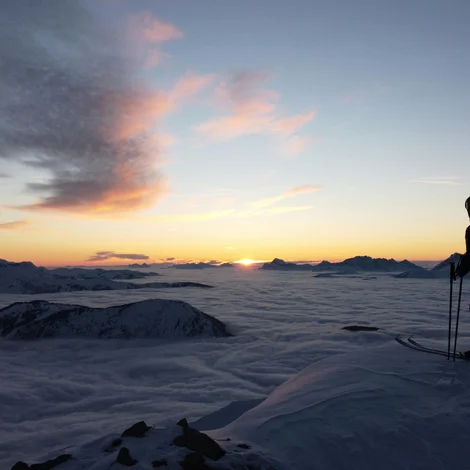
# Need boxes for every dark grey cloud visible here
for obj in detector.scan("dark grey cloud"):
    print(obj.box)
[165,257,176,261]
[87,251,150,262]
[0,173,10,178]
[0,1,166,214]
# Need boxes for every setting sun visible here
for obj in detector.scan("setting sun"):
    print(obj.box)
[235,258,256,266]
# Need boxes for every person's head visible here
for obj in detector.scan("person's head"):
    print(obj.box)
[466,196,470,219]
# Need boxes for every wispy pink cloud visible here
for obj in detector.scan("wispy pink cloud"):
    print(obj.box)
[127,12,183,68]
[249,185,321,210]
[195,71,315,155]
[270,112,316,138]
[0,220,31,230]
[282,136,310,156]
[138,185,320,223]
[169,71,216,102]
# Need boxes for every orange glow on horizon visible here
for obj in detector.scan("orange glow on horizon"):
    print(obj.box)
[234,258,264,266]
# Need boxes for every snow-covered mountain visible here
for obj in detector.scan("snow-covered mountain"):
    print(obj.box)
[0,299,230,340]
[260,256,424,273]
[0,259,211,293]
[430,253,462,273]
[392,269,438,279]
[259,258,314,271]
[173,262,209,269]
[173,262,234,269]
[395,254,462,279]
[219,262,234,268]
[50,266,160,279]
[311,256,423,272]
[127,262,150,268]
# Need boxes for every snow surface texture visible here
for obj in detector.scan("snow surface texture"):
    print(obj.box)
[0,299,230,339]
[0,260,211,293]
[1,267,470,469]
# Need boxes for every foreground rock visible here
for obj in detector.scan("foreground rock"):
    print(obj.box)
[0,299,230,339]
[10,419,278,470]
[0,259,211,293]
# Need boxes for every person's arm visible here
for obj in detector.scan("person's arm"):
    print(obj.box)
[456,226,470,278]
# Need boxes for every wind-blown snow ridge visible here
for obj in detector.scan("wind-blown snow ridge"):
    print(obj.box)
[0,299,230,339]
[209,341,470,469]
[0,259,212,293]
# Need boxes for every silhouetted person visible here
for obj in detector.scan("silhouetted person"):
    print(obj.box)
[455,196,470,278]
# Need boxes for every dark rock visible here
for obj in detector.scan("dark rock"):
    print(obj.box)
[173,435,186,447]
[121,421,151,438]
[179,452,210,470]
[236,443,251,449]
[177,418,189,428]
[29,454,72,469]
[105,437,123,452]
[342,325,379,332]
[152,459,168,467]
[11,462,29,470]
[172,426,225,461]
[247,466,278,470]
[116,447,138,466]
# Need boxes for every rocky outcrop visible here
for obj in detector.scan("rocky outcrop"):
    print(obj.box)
[10,419,276,470]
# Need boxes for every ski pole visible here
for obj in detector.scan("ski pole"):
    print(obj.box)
[453,276,464,362]
[448,262,455,359]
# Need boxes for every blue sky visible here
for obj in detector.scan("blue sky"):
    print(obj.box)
[1,0,469,264]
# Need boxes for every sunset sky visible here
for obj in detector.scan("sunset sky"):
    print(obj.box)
[0,0,469,266]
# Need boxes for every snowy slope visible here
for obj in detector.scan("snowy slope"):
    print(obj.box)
[10,341,470,470]
[431,253,462,273]
[0,259,211,293]
[0,299,230,339]
[210,341,470,469]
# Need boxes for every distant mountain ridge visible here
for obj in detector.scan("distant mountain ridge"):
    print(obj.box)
[172,262,234,269]
[0,299,230,340]
[260,258,314,271]
[260,256,424,272]
[396,253,463,279]
[0,259,212,293]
